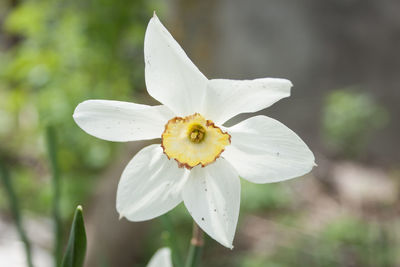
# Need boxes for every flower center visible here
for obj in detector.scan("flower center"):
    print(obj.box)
[188,124,206,143]
[161,113,231,169]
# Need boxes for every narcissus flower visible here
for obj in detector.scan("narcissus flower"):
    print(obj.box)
[146,248,172,267]
[73,14,315,248]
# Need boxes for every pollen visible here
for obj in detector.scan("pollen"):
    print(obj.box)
[161,113,231,169]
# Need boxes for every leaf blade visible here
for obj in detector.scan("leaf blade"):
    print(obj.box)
[61,205,87,267]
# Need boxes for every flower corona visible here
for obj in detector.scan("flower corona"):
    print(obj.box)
[161,113,231,169]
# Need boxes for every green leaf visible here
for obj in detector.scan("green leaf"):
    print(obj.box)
[61,205,87,267]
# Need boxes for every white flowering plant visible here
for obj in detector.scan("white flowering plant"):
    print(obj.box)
[72,13,315,266]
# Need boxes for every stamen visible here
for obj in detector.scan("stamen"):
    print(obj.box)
[188,124,206,143]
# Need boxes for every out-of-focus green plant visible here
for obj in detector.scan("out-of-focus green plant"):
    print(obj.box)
[322,89,389,158]
[46,126,62,266]
[0,162,34,267]
[0,0,159,215]
[239,217,399,267]
[241,179,291,213]
[161,215,184,267]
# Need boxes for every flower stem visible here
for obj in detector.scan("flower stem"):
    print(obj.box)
[0,162,34,267]
[184,222,204,267]
[46,126,62,267]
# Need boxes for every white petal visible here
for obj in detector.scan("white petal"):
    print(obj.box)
[147,248,173,267]
[223,115,315,183]
[144,14,208,116]
[73,100,174,142]
[204,78,292,124]
[182,159,240,248]
[117,144,188,221]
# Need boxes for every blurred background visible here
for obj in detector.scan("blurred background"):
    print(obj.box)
[0,0,399,266]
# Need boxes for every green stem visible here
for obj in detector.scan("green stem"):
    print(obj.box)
[184,222,204,267]
[46,126,62,267]
[0,163,34,267]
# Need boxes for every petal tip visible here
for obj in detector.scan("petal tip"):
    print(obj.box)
[72,107,80,119]
[72,106,81,122]
[283,79,293,95]
[72,100,89,118]
[151,11,160,23]
[279,78,293,87]
[222,240,234,249]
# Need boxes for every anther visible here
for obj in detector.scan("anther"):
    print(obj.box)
[188,125,206,143]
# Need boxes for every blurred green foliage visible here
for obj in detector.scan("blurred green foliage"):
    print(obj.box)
[322,89,389,158]
[0,0,160,216]
[239,217,399,267]
[241,179,291,212]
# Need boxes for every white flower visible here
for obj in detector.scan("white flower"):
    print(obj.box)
[73,14,315,248]
[146,247,172,267]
